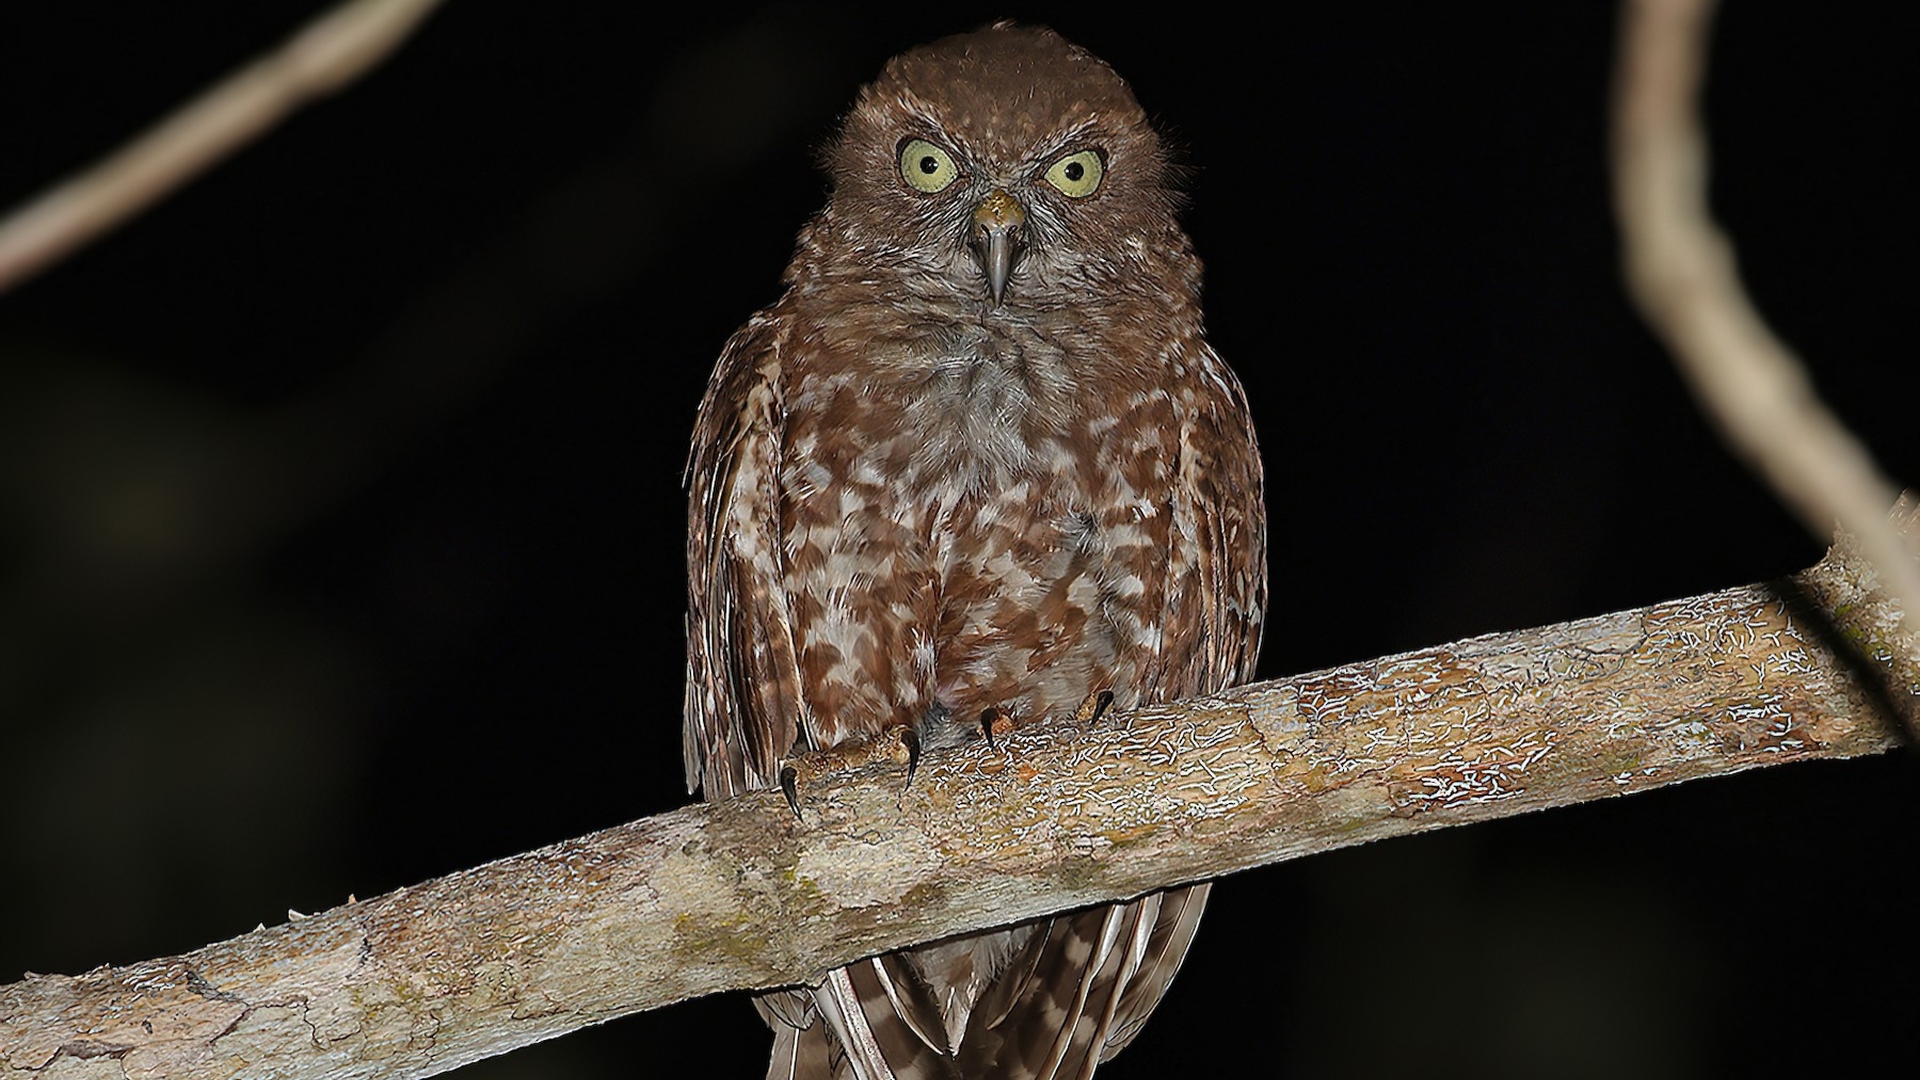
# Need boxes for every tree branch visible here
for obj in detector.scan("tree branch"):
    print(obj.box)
[4,506,1914,1079]
[0,0,448,294]
[4,5,1915,1078]
[1613,0,1920,665]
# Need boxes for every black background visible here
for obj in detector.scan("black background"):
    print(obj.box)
[3,3,1916,1077]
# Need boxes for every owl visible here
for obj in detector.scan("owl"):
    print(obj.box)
[683,23,1266,1080]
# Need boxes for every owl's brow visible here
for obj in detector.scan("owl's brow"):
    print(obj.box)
[899,123,953,153]
[895,115,1109,177]
[893,107,978,165]
[1032,118,1106,162]
[1015,124,1116,184]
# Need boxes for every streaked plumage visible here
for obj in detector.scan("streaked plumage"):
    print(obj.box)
[683,24,1265,1080]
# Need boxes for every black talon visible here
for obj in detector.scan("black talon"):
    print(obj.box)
[779,765,802,820]
[901,727,922,789]
[980,708,998,750]
[1090,689,1114,723]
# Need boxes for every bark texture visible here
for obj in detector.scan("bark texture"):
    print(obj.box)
[2,528,1913,1079]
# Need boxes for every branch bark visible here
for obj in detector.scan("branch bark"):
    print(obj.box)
[4,507,1915,1080]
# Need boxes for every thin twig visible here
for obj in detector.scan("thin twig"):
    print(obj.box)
[1611,0,1920,673]
[0,0,449,294]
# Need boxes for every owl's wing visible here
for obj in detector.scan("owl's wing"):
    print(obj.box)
[952,348,1268,1080]
[1095,347,1265,1062]
[684,313,808,801]
[1150,345,1268,705]
[686,321,971,1080]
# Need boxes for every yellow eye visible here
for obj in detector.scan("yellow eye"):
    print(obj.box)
[1043,149,1104,197]
[900,139,959,193]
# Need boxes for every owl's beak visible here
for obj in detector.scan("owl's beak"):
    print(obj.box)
[971,190,1025,306]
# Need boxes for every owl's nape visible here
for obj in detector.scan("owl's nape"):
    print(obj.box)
[684,21,1265,1080]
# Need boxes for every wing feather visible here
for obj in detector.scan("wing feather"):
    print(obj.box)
[1080,344,1265,1067]
[1098,882,1211,1059]
[684,315,808,800]
[688,318,963,1079]
[1154,344,1267,700]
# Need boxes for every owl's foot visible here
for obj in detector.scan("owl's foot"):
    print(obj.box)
[900,725,924,788]
[978,690,1111,753]
[1074,689,1116,725]
[779,765,802,819]
[774,691,1113,817]
[776,724,921,820]
[979,706,1015,749]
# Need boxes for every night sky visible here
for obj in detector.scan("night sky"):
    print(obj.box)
[2,3,1916,1076]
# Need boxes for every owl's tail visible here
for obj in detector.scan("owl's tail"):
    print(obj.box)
[757,883,1209,1080]
[955,884,1211,1080]
[765,1013,847,1080]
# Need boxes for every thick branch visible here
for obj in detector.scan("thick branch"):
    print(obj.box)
[4,511,1915,1079]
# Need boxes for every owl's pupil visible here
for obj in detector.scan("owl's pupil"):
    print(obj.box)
[1063,161,1085,182]
[918,156,940,175]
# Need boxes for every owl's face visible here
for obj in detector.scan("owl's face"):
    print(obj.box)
[817,25,1182,313]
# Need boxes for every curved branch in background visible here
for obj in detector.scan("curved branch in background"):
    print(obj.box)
[2,516,1914,1079]
[1611,0,1920,705]
[0,0,448,294]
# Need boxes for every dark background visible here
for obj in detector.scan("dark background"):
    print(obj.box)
[3,2,1915,1076]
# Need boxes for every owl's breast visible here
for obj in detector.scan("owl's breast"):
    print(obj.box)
[779,299,1186,728]
[804,304,1119,483]
[922,415,1180,722]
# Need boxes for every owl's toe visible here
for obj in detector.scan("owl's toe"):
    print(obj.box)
[898,725,922,789]
[779,765,803,820]
[979,706,1015,749]
[778,726,924,821]
[975,693,1109,756]
[1075,689,1116,725]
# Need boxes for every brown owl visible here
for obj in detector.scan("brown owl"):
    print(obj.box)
[684,23,1266,1080]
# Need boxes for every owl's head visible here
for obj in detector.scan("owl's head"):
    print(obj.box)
[818,24,1183,311]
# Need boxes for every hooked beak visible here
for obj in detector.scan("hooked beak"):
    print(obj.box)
[971,189,1025,306]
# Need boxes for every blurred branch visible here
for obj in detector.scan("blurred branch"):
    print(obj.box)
[4,521,1913,1079]
[0,0,448,293]
[1612,0,1920,699]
